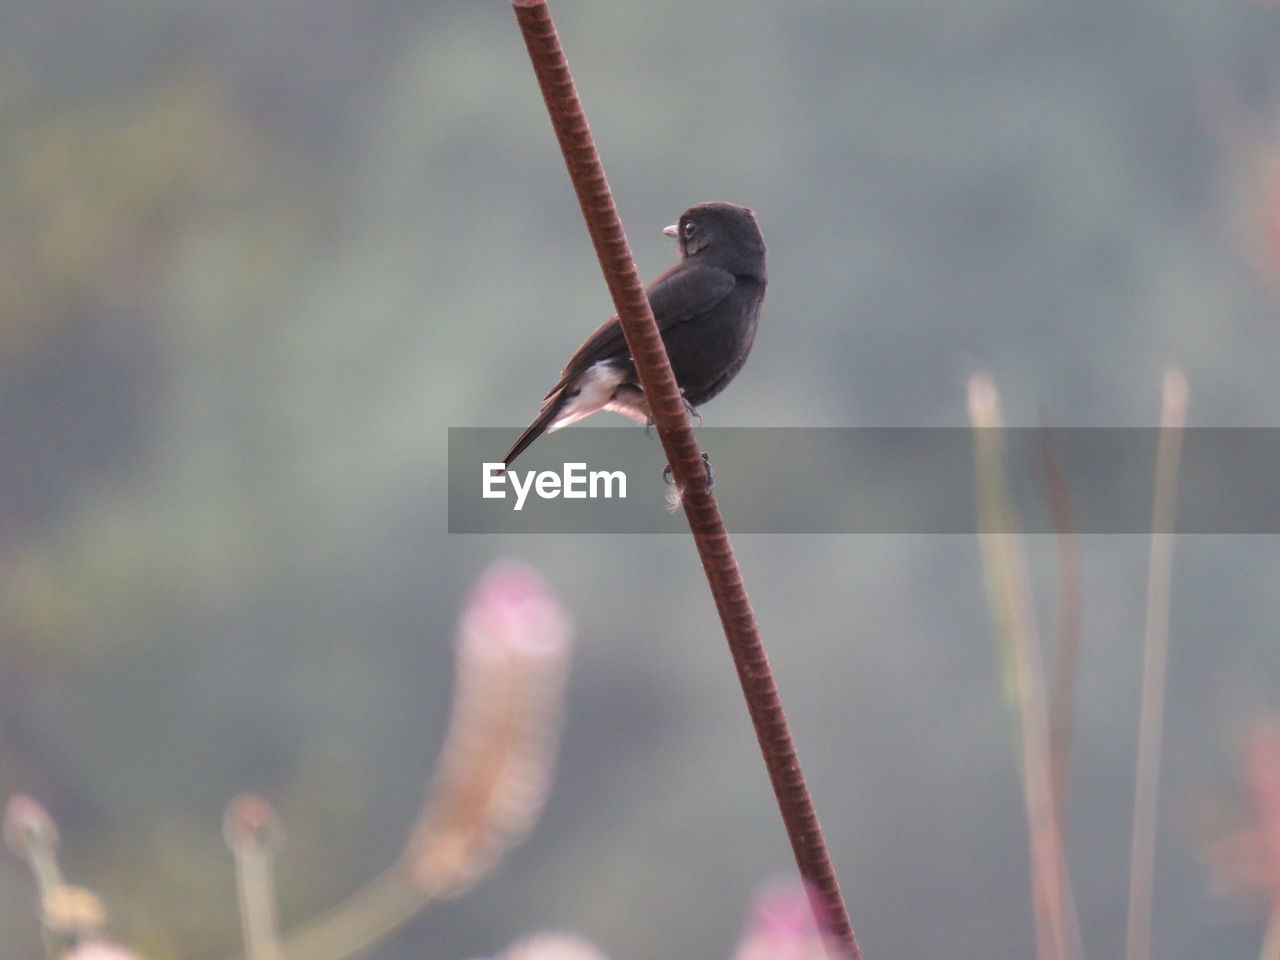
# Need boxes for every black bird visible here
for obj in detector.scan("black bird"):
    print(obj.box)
[502,201,767,467]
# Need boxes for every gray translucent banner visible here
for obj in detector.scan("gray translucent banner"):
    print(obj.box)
[448,427,1280,533]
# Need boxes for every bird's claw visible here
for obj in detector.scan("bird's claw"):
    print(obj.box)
[662,452,714,490]
[646,402,700,434]
[679,388,703,425]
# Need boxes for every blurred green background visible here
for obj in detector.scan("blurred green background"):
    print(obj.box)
[2,0,1280,957]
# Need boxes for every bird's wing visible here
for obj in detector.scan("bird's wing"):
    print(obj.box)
[541,262,736,399]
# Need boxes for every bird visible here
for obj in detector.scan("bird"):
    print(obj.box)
[502,201,767,467]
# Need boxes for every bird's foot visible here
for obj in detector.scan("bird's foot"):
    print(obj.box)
[645,404,700,434]
[679,388,703,426]
[662,452,714,490]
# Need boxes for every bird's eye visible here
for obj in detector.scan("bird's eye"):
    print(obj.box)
[683,221,697,238]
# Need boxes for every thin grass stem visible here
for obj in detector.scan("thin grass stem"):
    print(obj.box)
[1124,368,1189,960]
[969,377,1083,960]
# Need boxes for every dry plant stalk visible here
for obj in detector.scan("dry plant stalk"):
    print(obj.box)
[4,794,63,896]
[262,561,572,960]
[4,795,142,960]
[1039,427,1083,827]
[1124,368,1188,960]
[968,376,1082,960]
[224,794,285,960]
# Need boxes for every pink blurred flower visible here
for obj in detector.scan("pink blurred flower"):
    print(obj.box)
[733,880,828,960]
[402,561,572,897]
[1210,718,1280,912]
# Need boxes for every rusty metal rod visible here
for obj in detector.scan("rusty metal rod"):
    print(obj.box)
[510,3,860,957]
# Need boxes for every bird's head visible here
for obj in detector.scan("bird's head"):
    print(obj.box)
[663,202,766,280]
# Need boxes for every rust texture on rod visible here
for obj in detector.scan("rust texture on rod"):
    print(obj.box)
[510,2,860,958]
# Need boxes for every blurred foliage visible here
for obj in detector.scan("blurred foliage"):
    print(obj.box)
[1,1,1280,959]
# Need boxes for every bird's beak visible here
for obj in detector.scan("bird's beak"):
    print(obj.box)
[663,224,679,237]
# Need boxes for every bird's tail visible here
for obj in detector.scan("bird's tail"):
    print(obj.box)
[502,392,567,467]
[503,362,628,467]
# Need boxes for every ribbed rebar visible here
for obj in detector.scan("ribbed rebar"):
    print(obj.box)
[510,4,860,957]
